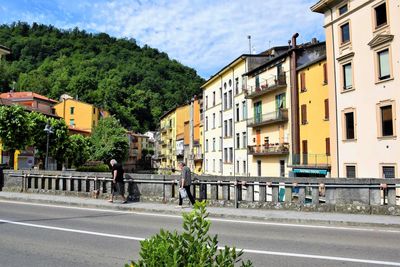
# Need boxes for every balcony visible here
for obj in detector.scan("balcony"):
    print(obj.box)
[247,109,288,127]
[248,143,289,156]
[245,73,287,99]
[289,154,331,168]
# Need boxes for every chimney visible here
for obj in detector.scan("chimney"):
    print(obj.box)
[311,38,318,44]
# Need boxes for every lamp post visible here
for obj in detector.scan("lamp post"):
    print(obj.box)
[44,123,53,170]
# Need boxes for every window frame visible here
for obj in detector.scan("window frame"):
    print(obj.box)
[372,1,389,31]
[379,163,397,178]
[344,164,357,178]
[376,100,396,139]
[342,108,357,141]
[339,20,351,46]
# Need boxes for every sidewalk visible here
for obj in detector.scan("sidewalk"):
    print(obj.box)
[1,191,400,229]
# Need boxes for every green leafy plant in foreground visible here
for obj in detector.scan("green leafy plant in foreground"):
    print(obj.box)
[126,201,253,267]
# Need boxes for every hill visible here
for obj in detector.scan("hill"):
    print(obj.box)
[0,22,204,131]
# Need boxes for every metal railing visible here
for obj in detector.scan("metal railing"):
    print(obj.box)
[247,109,288,127]
[248,143,290,155]
[245,73,287,99]
[290,154,331,167]
[4,171,400,213]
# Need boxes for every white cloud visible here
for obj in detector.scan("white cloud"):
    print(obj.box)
[0,0,324,78]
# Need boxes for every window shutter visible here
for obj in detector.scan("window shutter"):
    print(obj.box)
[325,138,330,156]
[324,99,329,120]
[301,104,307,124]
[300,72,306,91]
[323,63,328,84]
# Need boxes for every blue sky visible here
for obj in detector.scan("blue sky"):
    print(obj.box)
[0,0,324,78]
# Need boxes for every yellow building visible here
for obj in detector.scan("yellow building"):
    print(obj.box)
[159,107,177,170]
[292,56,331,177]
[176,104,190,167]
[54,97,109,134]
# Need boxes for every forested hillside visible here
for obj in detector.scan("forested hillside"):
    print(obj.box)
[0,22,204,131]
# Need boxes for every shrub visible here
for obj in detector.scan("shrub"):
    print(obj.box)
[126,201,253,267]
[75,164,110,172]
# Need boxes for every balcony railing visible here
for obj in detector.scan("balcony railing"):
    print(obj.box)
[248,143,290,156]
[245,73,287,99]
[289,154,331,168]
[247,109,288,127]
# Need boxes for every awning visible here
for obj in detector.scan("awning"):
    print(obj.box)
[293,169,328,175]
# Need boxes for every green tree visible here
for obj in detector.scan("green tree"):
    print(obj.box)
[65,134,90,168]
[89,116,129,163]
[127,201,252,267]
[0,105,32,168]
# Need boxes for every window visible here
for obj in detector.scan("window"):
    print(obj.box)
[229,148,233,163]
[70,107,75,115]
[69,119,75,126]
[242,132,247,148]
[219,111,222,127]
[206,96,208,109]
[378,49,390,80]
[338,4,348,15]
[219,159,223,173]
[219,137,222,151]
[224,82,227,89]
[343,63,353,90]
[257,160,261,177]
[224,120,227,137]
[300,72,306,92]
[323,63,328,84]
[236,133,240,149]
[301,104,307,124]
[255,76,260,89]
[228,90,232,109]
[340,22,350,44]
[236,104,240,122]
[243,161,246,175]
[324,99,329,120]
[229,119,233,137]
[325,138,330,156]
[224,148,228,162]
[229,79,232,88]
[242,101,247,119]
[302,140,308,165]
[223,93,227,110]
[205,159,208,171]
[212,113,216,129]
[346,165,356,178]
[212,92,215,106]
[205,116,208,131]
[345,112,355,140]
[236,160,240,173]
[213,159,215,172]
[280,160,285,177]
[382,166,395,178]
[381,105,393,136]
[235,78,239,94]
[375,2,387,29]
[212,138,216,151]
[93,108,96,114]
[219,87,222,98]
[205,139,209,152]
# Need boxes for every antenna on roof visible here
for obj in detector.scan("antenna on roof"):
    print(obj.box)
[248,35,252,54]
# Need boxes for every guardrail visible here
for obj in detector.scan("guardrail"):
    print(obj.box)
[3,171,400,215]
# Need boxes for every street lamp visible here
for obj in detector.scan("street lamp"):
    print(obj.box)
[44,123,54,170]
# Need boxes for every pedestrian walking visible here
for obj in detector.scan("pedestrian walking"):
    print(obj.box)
[177,162,195,208]
[108,159,127,204]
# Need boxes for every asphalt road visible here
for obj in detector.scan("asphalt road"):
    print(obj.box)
[1,200,400,267]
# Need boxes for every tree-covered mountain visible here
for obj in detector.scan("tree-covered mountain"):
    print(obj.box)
[0,22,204,131]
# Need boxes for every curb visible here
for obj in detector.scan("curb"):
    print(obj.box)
[1,195,400,229]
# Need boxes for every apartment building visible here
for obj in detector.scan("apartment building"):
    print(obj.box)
[202,54,273,176]
[159,107,177,170]
[291,46,331,177]
[176,104,190,167]
[243,47,291,177]
[312,0,399,178]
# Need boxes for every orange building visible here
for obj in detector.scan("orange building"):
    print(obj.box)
[0,91,58,116]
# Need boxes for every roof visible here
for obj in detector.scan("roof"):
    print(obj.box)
[310,0,342,13]
[0,91,58,103]
[201,54,272,89]
[0,44,10,55]
[0,98,60,118]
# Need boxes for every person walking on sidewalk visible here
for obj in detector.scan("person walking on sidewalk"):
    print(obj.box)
[108,159,127,204]
[177,162,195,207]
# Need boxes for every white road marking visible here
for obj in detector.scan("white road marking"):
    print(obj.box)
[1,218,400,266]
[1,199,400,234]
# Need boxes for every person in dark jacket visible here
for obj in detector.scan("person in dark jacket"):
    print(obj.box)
[177,162,195,207]
[108,159,127,203]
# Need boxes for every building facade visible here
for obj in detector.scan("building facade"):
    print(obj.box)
[312,0,399,178]
[202,54,273,176]
[244,48,291,177]
[159,108,177,171]
[54,96,109,134]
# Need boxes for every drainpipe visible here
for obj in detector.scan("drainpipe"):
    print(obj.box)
[290,33,300,164]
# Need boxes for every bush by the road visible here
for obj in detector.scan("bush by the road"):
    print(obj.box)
[126,201,253,267]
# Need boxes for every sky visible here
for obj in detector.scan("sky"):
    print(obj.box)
[0,0,325,79]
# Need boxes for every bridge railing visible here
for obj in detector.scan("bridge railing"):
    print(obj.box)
[2,170,399,214]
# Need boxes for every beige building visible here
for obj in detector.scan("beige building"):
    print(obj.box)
[0,45,10,59]
[312,0,399,178]
[202,54,274,176]
[243,47,292,177]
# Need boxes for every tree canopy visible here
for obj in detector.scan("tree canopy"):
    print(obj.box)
[0,22,204,132]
